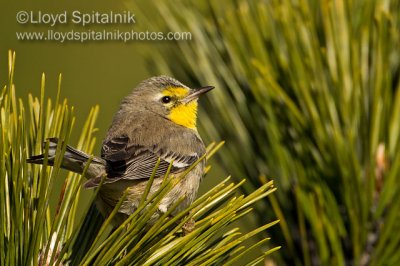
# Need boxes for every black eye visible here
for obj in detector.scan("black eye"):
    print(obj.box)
[161,96,171,104]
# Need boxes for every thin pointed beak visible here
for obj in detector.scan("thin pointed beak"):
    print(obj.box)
[182,86,214,104]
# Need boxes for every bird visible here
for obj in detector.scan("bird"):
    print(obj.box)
[27,75,214,227]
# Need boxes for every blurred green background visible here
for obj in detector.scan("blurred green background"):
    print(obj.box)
[1,1,151,140]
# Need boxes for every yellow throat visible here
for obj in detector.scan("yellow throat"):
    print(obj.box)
[169,101,198,129]
[163,87,198,130]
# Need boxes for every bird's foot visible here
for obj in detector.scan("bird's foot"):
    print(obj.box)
[182,218,196,235]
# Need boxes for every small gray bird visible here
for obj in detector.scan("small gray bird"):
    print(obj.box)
[28,76,214,226]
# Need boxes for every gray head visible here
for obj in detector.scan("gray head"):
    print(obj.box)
[120,76,214,129]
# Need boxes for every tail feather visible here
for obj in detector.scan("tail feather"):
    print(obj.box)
[26,137,59,165]
[27,138,107,179]
[26,154,46,164]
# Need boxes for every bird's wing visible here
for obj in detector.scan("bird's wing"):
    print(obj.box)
[101,135,200,181]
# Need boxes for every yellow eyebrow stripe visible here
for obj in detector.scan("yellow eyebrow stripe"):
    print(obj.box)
[162,87,189,97]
